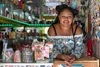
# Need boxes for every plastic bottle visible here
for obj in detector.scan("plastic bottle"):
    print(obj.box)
[14,50,21,62]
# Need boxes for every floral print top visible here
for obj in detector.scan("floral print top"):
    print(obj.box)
[48,34,83,61]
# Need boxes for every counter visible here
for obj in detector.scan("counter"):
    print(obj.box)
[0,57,99,67]
[53,57,99,67]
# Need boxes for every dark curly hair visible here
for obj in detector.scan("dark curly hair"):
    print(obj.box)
[57,5,78,17]
[52,4,78,25]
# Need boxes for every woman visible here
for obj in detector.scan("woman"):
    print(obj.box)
[48,4,83,64]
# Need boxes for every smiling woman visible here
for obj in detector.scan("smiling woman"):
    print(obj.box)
[48,4,83,66]
[48,4,80,36]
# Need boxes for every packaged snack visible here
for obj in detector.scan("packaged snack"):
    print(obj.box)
[44,42,53,58]
[34,43,44,60]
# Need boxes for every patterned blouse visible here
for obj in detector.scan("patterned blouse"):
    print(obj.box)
[48,34,83,62]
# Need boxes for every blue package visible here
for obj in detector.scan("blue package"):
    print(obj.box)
[58,64,84,67]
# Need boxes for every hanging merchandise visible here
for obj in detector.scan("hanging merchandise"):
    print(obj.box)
[81,0,85,6]
[77,0,81,6]
[81,7,84,16]
[13,0,17,4]
[19,11,24,21]
[85,15,88,33]
[18,0,22,9]
[4,7,10,17]
[22,1,26,11]
[86,38,92,56]
[13,11,19,20]
[71,0,77,9]
[9,29,16,39]
[97,31,100,38]
[90,0,100,59]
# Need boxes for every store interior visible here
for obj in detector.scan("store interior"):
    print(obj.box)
[0,0,100,67]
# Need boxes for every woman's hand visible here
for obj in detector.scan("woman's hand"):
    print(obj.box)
[64,61,71,67]
[62,55,76,67]
[62,54,76,63]
[69,54,76,63]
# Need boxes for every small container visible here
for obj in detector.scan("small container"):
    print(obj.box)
[14,50,21,62]
[22,45,33,63]
[2,48,13,63]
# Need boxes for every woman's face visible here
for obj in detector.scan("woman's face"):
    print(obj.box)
[58,9,74,27]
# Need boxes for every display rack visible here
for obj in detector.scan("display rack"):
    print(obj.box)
[0,15,51,27]
[90,0,100,59]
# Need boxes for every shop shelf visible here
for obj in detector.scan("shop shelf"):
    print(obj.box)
[0,24,13,27]
[0,15,51,27]
[25,23,51,27]
[0,15,29,26]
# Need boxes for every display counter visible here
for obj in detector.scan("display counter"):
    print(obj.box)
[53,57,99,67]
[0,57,99,67]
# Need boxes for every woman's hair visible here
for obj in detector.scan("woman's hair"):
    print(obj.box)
[52,4,78,25]
[56,4,68,13]
[57,5,78,17]
[55,5,61,12]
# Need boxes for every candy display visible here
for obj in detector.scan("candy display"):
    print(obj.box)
[1,38,53,63]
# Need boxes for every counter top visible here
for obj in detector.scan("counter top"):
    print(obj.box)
[54,57,99,67]
[0,57,99,67]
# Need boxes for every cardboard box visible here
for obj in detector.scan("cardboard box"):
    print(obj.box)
[53,57,99,67]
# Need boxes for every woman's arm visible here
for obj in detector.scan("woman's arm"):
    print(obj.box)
[71,36,83,59]
[48,26,56,36]
[70,24,83,59]
[76,27,82,34]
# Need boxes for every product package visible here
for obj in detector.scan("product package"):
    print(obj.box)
[44,42,53,59]
[22,45,33,63]
[58,64,84,67]
[2,48,13,63]
[14,50,21,62]
[34,42,44,61]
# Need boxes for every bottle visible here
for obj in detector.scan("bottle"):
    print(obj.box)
[22,45,33,62]
[14,50,21,62]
